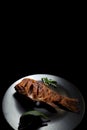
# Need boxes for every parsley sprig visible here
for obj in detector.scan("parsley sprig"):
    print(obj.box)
[41,77,57,88]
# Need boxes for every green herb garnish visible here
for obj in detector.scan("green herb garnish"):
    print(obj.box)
[41,77,57,88]
[22,110,48,119]
[18,110,49,130]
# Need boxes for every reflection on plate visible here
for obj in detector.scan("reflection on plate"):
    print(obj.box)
[2,74,85,130]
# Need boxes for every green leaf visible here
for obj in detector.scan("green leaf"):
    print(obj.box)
[41,77,57,88]
[19,110,49,130]
[22,110,48,119]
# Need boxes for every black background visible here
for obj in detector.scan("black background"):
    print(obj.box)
[0,3,86,129]
[0,43,87,130]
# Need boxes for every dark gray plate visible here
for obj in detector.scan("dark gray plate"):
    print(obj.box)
[2,74,85,130]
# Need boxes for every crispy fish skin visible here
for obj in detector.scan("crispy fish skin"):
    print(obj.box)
[15,78,79,112]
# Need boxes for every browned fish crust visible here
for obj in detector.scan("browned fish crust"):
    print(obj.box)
[15,78,79,112]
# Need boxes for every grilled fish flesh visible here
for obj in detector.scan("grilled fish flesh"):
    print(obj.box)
[15,78,79,112]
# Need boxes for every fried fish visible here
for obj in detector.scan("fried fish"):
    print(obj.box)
[15,78,79,112]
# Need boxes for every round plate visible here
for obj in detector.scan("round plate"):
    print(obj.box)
[2,74,85,130]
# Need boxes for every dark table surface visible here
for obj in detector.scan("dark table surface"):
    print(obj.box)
[0,54,87,130]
